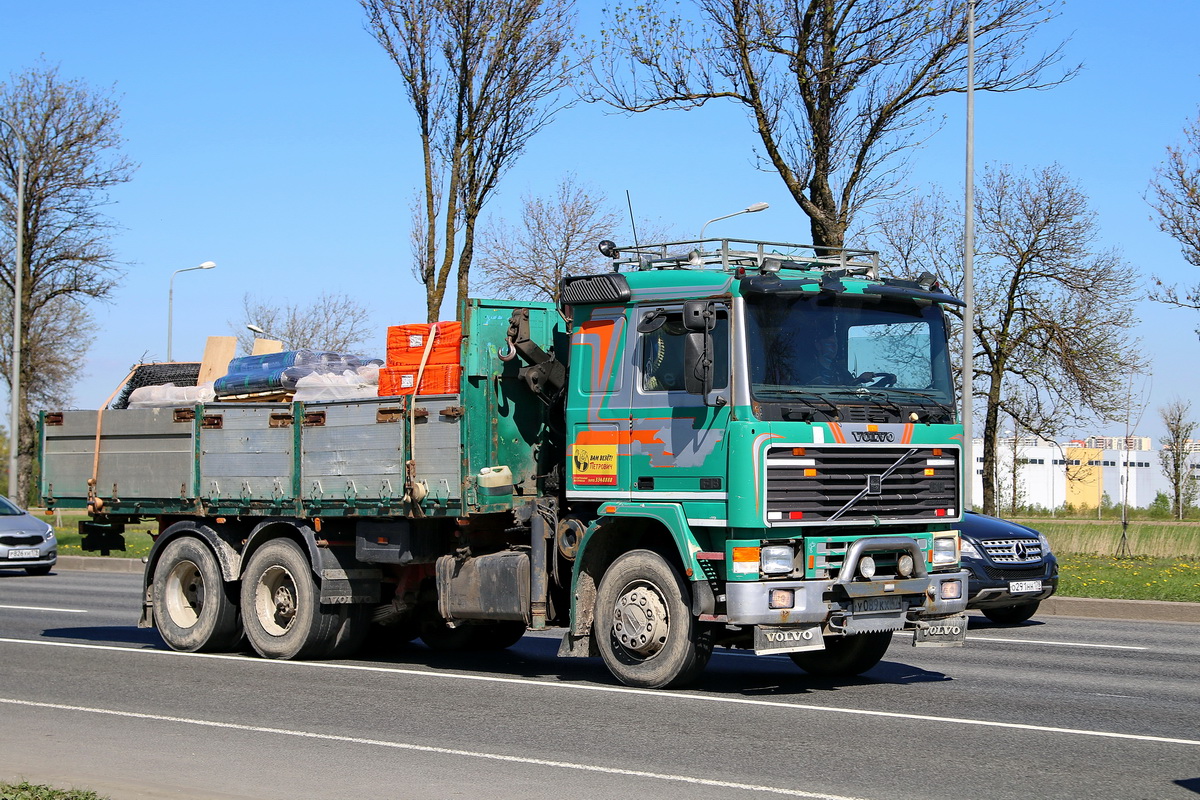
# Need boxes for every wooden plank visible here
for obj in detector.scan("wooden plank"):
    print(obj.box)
[197,336,238,385]
[251,338,284,356]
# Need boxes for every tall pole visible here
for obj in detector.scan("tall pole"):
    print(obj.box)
[167,261,216,361]
[961,0,976,511]
[1,117,24,501]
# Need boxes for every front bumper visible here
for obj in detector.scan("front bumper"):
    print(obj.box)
[1,549,57,569]
[964,559,1058,609]
[726,569,968,626]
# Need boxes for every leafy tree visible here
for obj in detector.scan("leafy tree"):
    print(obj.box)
[363,0,579,321]
[233,292,374,355]
[590,0,1075,248]
[1148,491,1172,519]
[871,164,1146,515]
[0,63,134,503]
[1158,399,1199,520]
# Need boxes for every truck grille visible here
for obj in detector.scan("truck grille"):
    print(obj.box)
[765,445,958,524]
[980,538,1044,564]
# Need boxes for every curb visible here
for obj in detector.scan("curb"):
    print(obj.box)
[54,555,145,574]
[50,557,1200,623]
[1037,595,1200,624]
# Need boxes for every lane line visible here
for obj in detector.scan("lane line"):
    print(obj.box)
[972,636,1147,651]
[2,637,1198,747]
[0,697,865,800]
[0,604,87,614]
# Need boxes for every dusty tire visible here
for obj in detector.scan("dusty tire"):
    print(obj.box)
[789,632,893,678]
[24,565,52,576]
[468,621,527,651]
[326,604,372,658]
[152,537,242,652]
[595,549,712,689]
[982,601,1039,625]
[240,538,340,659]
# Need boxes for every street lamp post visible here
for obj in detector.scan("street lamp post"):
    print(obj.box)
[246,323,291,349]
[167,261,216,361]
[699,202,769,240]
[1,117,25,500]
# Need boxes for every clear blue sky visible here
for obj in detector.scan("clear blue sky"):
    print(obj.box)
[1,1,1197,442]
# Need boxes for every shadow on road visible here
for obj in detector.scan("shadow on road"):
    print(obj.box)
[41,625,166,648]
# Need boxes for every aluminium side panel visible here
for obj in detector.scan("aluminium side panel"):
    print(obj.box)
[299,398,407,502]
[41,408,197,503]
[198,403,296,502]
[409,394,463,503]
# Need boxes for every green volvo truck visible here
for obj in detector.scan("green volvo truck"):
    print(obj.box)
[41,238,969,688]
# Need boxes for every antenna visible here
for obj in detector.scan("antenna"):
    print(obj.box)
[625,190,640,250]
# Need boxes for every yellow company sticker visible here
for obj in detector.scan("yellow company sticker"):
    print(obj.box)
[572,444,618,486]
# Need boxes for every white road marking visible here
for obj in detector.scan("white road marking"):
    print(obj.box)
[0,604,87,614]
[2,636,1198,748]
[976,636,1147,651]
[0,696,866,800]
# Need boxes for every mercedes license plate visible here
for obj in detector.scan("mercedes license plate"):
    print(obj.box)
[1009,580,1043,594]
[7,549,39,559]
[852,596,902,614]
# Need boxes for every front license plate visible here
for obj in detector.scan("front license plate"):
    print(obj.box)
[852,596,902,614]
[7,549,39,559]
[1009,580,1043,594]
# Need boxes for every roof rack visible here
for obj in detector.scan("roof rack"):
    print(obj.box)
[602,238,879,278]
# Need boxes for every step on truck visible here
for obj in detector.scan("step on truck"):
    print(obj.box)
[41,238,970,689]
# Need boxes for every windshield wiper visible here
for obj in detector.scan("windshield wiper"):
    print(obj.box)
[879,389,955,417]
[759,389,839,419]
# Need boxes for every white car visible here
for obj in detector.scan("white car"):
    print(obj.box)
[0,496,57,575]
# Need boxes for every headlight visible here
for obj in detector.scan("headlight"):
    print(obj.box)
[760,545,794,575]
[932,535,959,566]
[959,539,979,558]
[1037,532,1052,555]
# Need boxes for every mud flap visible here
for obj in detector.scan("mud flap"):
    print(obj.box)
[754,624,825,655]
[912,612,968,647]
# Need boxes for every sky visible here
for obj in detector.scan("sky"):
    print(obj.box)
[0,0,1197,443]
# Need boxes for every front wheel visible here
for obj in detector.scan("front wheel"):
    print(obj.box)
[594,550,712,689]
[982,601,1039,624]
[789,632,893,678]
[152,537,242,652]
[240,538,342,659]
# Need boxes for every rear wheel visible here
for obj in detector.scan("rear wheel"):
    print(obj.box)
[240,539,341,659]
[153,537,242,652]
[982,601,1039,624]
[789,632,893,678]
[594,550,712,689]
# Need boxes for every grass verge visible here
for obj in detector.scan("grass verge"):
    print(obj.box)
[0,783,107,800]
[1055,554,1200,602]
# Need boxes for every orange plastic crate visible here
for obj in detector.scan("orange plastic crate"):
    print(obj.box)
[378,364,460,396]
[386,322,462,367]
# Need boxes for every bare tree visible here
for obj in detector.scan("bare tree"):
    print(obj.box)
[1158,399,1198,520]
[233,292,375,355]
[0,63,134,502]
[870,165,1146,515]
[1148,109,1200,334]
[589,0,1075,249]
[363,0,579,321]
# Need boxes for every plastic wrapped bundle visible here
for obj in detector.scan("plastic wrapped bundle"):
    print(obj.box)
[292,371,378,402]
[214,350,383,399]
[127,382,217,408]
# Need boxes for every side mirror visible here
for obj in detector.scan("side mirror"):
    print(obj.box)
[682,299,713,331]
[684,331,712,395]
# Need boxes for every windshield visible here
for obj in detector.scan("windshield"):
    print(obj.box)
[744,293,955,407]
[0,496,23,515]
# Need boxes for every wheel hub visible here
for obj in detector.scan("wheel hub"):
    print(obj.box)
[612,583,669,658]
[273,586,296,621]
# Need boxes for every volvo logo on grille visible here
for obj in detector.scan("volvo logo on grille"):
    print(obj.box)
[867,475,882,495]
[852,431,895,443]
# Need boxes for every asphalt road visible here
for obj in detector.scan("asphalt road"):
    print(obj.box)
[1,567,1197,800]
